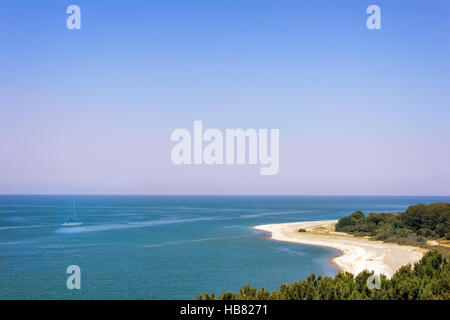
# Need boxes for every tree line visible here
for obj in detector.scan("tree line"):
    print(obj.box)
[335,203,450,244]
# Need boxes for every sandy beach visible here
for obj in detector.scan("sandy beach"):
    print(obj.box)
[254,220,426,278]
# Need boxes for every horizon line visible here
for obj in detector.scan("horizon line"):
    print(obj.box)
[0,193,449,197]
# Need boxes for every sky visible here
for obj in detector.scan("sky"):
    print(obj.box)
[0,0,449,195]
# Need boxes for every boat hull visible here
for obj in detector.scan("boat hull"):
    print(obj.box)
[62,222,83,227]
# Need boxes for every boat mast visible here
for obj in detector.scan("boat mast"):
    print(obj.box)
[73,198,76,221]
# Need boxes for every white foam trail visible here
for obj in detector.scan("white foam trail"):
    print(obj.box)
[241,210,305,218]
[55,216,220,234]
[0,225,47,230]
[143,235,252,248]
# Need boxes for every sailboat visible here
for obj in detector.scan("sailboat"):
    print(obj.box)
[63,198,83,226]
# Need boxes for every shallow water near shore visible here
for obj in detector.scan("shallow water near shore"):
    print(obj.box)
[1,195,449,299]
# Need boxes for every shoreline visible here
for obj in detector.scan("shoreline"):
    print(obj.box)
[253,220,426,278]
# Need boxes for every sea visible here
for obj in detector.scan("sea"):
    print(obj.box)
[0,195,449,299]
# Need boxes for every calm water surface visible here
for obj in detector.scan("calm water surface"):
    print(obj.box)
[1,195,449,299]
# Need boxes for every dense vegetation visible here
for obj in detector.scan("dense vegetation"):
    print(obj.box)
[197,250,450,300]
[335,203,450,244]
[197,203,450,300]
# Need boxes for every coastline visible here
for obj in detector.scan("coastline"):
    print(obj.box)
[253,220,426,278]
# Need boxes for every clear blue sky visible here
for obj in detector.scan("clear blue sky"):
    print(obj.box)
[1,0,449,195]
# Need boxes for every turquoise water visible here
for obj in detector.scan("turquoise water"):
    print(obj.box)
[1,195,449,299]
